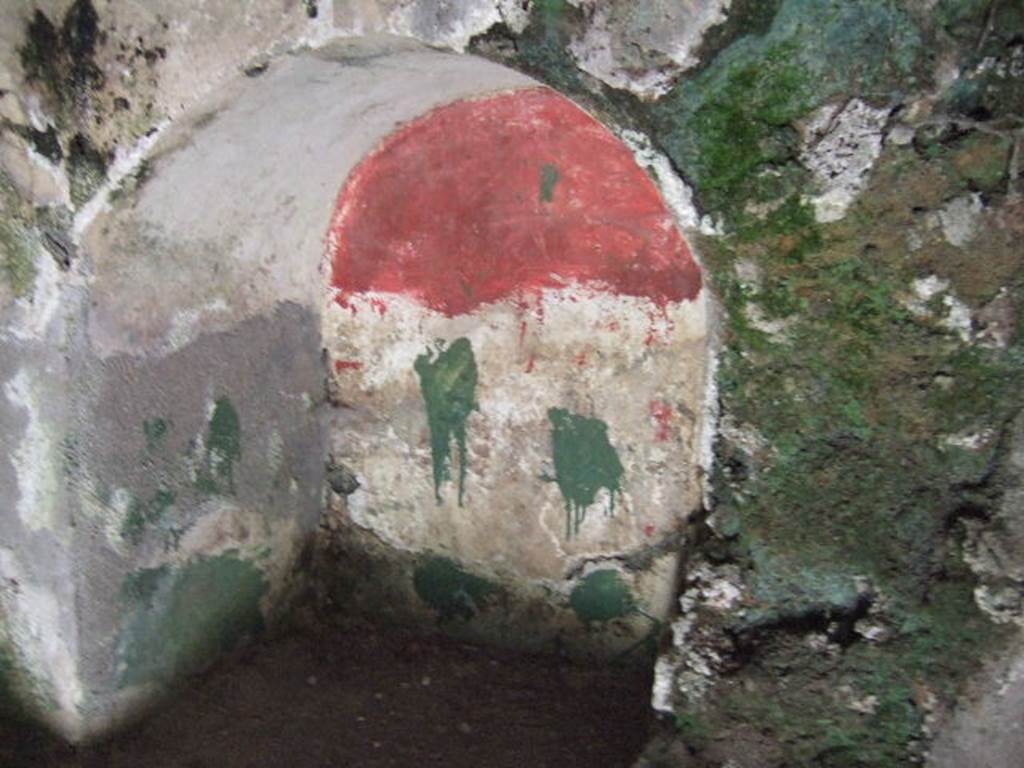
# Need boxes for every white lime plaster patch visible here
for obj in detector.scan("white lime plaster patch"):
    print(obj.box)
[651,654,678,714]
[78,481,133,557]
[887,123,916,146]
[3,369,62,535]
[800,99,890,223]
[620,129,722,235]
[938,193,984,247]
[744,302,795,341]
[691,563,742,611]
[335,0,531,52]
[839,685,880,715]
[699,336,720,510]
[568,0,732,100]
[914,275,950,302]
[72,121,169,244]
[944,429,995,452]
[3,239,64,343]
[942,294,973,342]
[266,429,285,473]
[902,276,973,341]
[0,549,83,740]
[163,298,230,354]
[650,560,745,713]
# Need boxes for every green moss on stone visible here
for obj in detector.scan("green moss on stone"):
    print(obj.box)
[413,556,496,621]
[653,0,924,224]
[685,130,1022,763]
[948,133,1012,194]
[476,0,1020,762]
[117,552,267,687]
[481,0,588,96]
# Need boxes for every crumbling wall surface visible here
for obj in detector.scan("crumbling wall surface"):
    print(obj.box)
[470,1,1022,766]
[0,0,1022,764]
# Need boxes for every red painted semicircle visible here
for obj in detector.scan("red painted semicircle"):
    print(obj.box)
[328,88,702,317]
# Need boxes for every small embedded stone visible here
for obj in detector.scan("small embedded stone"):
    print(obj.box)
[327,464,360,495]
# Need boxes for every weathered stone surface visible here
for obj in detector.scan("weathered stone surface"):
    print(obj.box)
[567,0,731,99]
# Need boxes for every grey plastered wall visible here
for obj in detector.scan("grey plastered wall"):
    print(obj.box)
[2,39,551,740]
[0,232,88,737]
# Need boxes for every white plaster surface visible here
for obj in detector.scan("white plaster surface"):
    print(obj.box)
[800,99,890,223]
[568,0,731,99]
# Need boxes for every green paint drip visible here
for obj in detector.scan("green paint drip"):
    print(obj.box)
[413,556,496,621]
[195,398,241,495]
[548,408,625,538]
[116,552,266,687]
[570,569,634,623]
[540,163,561,202]
[414,338,479,505]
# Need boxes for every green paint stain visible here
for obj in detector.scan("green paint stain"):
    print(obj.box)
[195,398,241,495]
[116,552,266,687]
[540,163,561,203]
[413,556,496,621]
[120,488,176,545]
[143,417,170,450]
[414,338,479,505]
[570,569,634,623]
[547,408,625,538]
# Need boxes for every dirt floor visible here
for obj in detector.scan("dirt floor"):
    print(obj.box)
[0,620,654,768]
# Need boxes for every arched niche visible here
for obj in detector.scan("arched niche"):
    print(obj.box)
[0,35,713,741]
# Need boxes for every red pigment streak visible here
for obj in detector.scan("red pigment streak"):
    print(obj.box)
[525,354,536,373]
[650,399,675,442]
[518,321,528,346]
[334,360,363,372]
[644,524,656,537]
[369,298,389,316]
[329,89,701,316]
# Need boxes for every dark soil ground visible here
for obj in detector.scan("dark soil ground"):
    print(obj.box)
[0,620,654,768]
